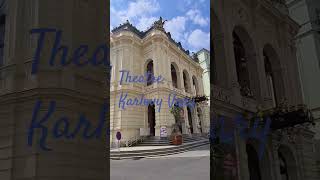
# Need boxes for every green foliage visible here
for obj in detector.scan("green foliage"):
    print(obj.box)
[170,106,182,135]
[170,105,181,120]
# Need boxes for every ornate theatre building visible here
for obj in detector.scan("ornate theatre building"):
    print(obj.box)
[213,0,319,180]
[109,18,210,145]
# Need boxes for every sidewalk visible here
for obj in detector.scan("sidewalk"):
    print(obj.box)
[110,145,175,152]
[146,144,210,159]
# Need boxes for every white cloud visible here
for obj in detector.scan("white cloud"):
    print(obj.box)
[111,0,160,31]
[187,29,210,51]
[125,0,160,19]
[136,16,158,31]
[186,9,209,27]
[111,6,125,28]
[164,16,187,42]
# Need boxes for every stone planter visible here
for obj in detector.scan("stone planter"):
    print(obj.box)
[171,134,183,145]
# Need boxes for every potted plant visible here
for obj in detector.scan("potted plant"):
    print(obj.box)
[170,105,183,145]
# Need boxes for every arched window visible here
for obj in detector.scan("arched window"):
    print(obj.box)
[233,31,252,98]
[183,70,191,93]
[171,64,178,88]
[146,60,154,86]
[264,51,277,107]
[263,44,285,107]
[232,26,261,99]
[192,76,199,95]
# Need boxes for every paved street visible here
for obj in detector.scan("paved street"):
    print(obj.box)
[110,145,210,180]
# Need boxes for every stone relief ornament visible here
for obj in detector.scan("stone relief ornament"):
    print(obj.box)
[153,16,167,31]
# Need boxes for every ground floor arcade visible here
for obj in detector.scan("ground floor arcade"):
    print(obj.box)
[110,89,210,146]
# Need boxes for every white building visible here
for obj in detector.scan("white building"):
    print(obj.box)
[110,19,210,145]
[197,48,210,105]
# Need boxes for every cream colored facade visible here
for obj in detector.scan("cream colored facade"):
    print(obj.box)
[110,20,210,145]
[0,0,108,179]
[197,48,210,105]
[213,0,319,179]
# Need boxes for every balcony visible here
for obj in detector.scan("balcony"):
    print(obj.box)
[266,104,315,130]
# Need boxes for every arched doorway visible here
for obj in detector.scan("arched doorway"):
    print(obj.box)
[197,108,202,133]
[187,107,193,134]
[278,145,299,180]
[246,144,262,180]
[278,151,289,180]
[174,103,183,133]
[146,60,154,86]
[148,104,155,136]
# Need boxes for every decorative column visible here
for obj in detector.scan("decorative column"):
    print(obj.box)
[235,129,250,180]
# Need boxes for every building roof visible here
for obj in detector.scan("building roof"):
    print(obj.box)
[111,17,200,63]
[196,48,210,55]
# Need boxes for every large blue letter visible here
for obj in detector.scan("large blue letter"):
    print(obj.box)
[53,117,72,138]
[118,92,127,110]
[73,45,89,67]
[88,102,108,138]
[28,100,55,151]
[91,43,111,68]
[257,117,271,159]
[50,30,69,67]
[30,28,57,74]
[69,102,108,139]
[218,116,234,144]
[234,114,249,140]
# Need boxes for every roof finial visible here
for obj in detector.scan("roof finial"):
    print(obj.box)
[153,16,167,31]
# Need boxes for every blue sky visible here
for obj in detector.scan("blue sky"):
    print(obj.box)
[111,0,210,53]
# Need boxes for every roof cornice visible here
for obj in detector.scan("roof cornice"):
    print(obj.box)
[111,17,201,63]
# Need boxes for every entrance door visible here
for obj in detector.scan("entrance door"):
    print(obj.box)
[148,105,155,136]
[187,107,193,134]
[246,144,261,180]
[197,108,202,133]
